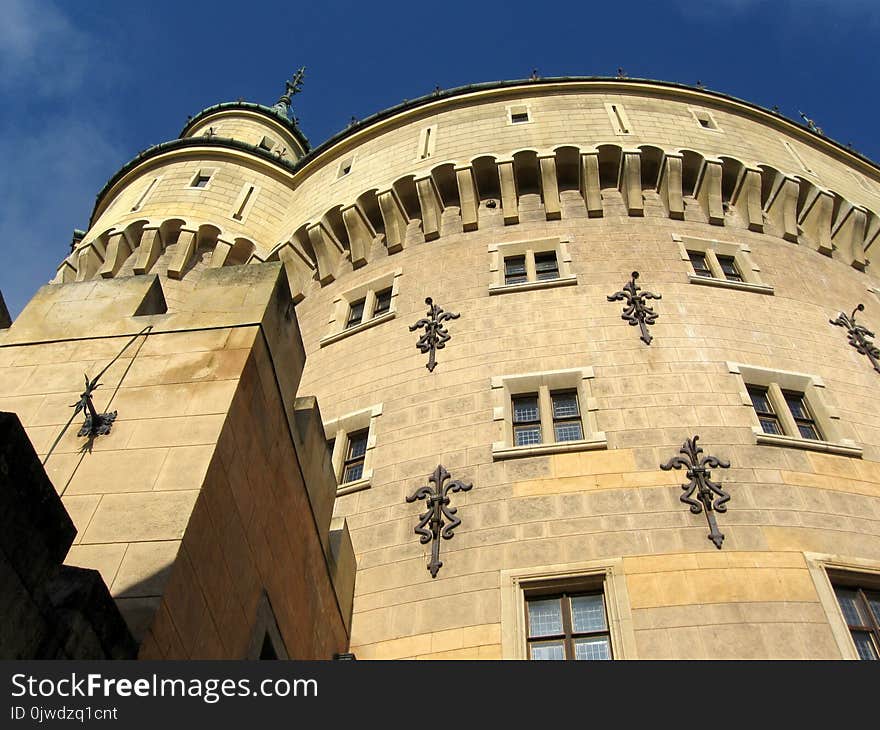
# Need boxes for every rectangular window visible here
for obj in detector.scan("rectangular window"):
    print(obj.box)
[373,288,392,316]
[688,250,713,278]
[504,255,528,285]
[509,105,531,124]
[191,173,211,188]
[552,390,583,442]
[783,390,822,440]
[512,394,541,446]
[342,429,369,483]
[534,251,560,281]
[346,299,365,329]
[747,385,782,435]
[526,591,612,661]
[717,255,743,282]
[833,585,880,660]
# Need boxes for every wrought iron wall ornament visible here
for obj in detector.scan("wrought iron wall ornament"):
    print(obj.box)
[42,326,153,467]
[406,465,472,578]
[409,297,460,372]
[72,374,117,437]
[830,303,880,373]
[660,436,731,549]
[607,271,661,345]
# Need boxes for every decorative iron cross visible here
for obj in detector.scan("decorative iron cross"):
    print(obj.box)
[830,303,880,373]
[661,436,731,549]
[72,374,117,437]
[607,271,661,345]
[409,297,460,372]
[406,465,473,578]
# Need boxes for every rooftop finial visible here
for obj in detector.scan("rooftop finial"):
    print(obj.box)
[799,110,823,136]
[274,67,306,119]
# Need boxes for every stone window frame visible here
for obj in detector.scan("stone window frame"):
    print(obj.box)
[131,176,161,212]
[506,103,533,126]
[320,269,402,347]
[805,552,880,660]
[416,124,437,160]
[674,234,774,295]
[604,101,633,136]
[491,367,606,460]
[188,168,217,190]
[335,154,356,181]
[488,237,577,295]
[500,558,636,660]
[230,183,260,223]
[688,107,723,133]
[324,403,383,496]
[727,361,862,457]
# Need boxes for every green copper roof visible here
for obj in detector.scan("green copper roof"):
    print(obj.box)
[179,101,311,151]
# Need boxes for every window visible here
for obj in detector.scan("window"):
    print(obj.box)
[526,591,612,660]
[341,429,368,483]
[346,298,366,329]
[507,104,531,125]
[258,135,276,151]
[747,386,782,435]
[534,251,560,281]
[190,170,213,189]
[604,102,633,135]
[131,177,160,212]
[232,184,256,222]
[491,368,606,459]
[675,235,772,294]
[689,108,721,131]
[324,404,383,494]
[716,255,743,282]
[551,391,583,442]
[688,250,712,278]
[834,585,880,660]
[512,395,541,446]
[321,270,402,346]
[504,256,528,285]
[336,156,354,179]
[747,386,821,441]
[417,125,437,160]
[728,362,861,456]
[489,238,576,293]
[373,288,392,316]
[500,564,635,661]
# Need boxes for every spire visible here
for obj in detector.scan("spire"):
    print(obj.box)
[273,67,305,120]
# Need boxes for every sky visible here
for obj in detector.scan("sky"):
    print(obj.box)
[1,0,878,318]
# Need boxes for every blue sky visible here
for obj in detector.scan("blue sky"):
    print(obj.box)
[1,0,878,317]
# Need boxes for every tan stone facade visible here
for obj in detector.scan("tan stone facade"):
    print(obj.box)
[3,78,880,659]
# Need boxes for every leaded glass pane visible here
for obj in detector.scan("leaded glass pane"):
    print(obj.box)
[835,588,867,625]
[573,636,611,661]
[514,425,542,446]
[513,396,539,423]
[759,417,782,435]
[554,422,583,442]
[688,251,711,276]
[571,594,607,632]
[529,641,565,660]
[866,592,880,622]
[784,392,809,420]
[852,632,879,660]
[535,252,559,280]
[748,387,771,413]
[528,599,563,637]
[505,256,527,284]
[718,255,742,282]
[552,392,579,418]
[342,462,364,483]
[347,432,368,459]
[797,423,820,440]
[373,288,392,315]
[346,299,365,328]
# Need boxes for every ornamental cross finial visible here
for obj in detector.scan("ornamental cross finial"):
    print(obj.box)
[830,303,880,373]
[274,67,306,117]
[406,465,473,578]
[661,436,731,549]
[409,297,460,372]
[607,271,662,345]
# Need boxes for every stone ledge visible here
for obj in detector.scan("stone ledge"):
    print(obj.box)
[688,274,774,295]
[319,311,396,347]
[491,435,608,461]
[489,275,578,296]
[754,430,863,458]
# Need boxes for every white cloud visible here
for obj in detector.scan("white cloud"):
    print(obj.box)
[0,1,124,316]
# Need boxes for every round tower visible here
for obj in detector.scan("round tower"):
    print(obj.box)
[24,77,880,659]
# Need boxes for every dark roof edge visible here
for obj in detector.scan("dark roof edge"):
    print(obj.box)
[88,76,879,228]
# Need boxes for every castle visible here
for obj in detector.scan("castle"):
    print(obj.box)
[2,73,879,659]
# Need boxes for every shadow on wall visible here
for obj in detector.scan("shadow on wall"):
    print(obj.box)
[0,411,136,659]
